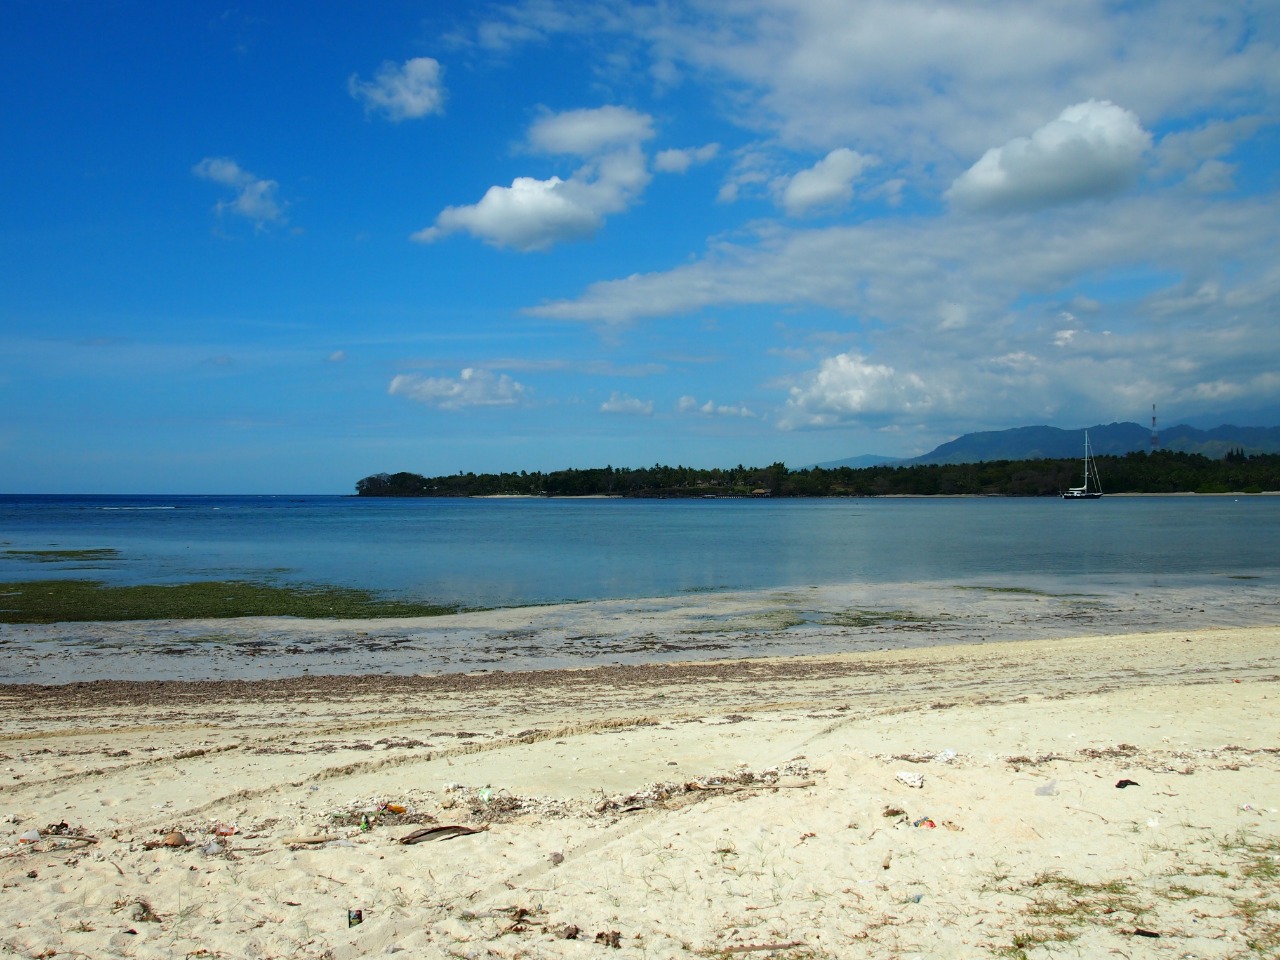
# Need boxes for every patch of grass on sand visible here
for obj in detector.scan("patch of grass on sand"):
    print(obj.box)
[819,609,943,627]
[0,579,460,623]
[682,608,807,634]
[992,835,1280,958]
[991,872,1147,957]
[3,547,122,563]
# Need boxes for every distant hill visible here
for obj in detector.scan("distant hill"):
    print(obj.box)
[905,422,1280,465]
[808,453,901,469]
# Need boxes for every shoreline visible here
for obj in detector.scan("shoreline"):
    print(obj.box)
[4,571,1277,685]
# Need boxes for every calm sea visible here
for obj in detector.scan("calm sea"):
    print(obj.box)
[2,494,1278,609]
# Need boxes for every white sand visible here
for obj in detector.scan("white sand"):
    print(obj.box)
[2,616,1278,958]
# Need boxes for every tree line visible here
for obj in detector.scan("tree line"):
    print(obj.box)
[356,450,1280,498]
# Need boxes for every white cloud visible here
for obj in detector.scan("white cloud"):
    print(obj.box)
[677,396,755,418]
[781,353,938,428]
[415,107,655,251]
[327,351,347,362]
[654,143,720,173]
[192,157,284,229]
[413,176,600,251]
[600,391,654,415]
[348,57,446,121]
[388,368,526,410]
[527,105,653,155]
[778,148,874,216]
[946,100,1152,212]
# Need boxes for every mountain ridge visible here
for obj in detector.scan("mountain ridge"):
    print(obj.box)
[811,422,1280,469]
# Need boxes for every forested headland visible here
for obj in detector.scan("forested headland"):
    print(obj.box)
[356,449,1280,498]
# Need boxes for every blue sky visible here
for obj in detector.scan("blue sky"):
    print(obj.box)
[3,1,1278,493]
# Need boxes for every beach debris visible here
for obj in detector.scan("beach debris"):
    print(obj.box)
[1132,927,1161,938]
[1115,779,1140,788]
[213,822,236,836]
[549,850,565,864]
[593,761,815,816]
[559,924,580,940]
[1034,779,1059,796]
[895,771,924,789]
[594,930,622,948]
[17,829,41,844]
[348,908,364,927]
[201,840,224,856]
[882,805,906,818]
[328,797,436,831]
[114,899,161,923]
[912,816,937,829]
[142,830,189,850]
[283,835,338,846]
[399,824,487,844]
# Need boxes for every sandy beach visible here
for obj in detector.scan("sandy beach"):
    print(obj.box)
[2,586,1279,959]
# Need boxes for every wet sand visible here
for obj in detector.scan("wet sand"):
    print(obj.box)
[3,572,1277,684]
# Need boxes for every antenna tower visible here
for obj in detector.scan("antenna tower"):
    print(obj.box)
[1151,404,1159,452]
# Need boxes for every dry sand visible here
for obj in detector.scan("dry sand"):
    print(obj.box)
[1,606,1278,958]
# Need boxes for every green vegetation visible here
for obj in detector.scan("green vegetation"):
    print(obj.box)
[357,450,1280,498]
[818,609,939,627]
[0,579,460,623]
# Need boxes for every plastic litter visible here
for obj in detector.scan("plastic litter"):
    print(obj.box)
[18,829,40,844]
[913,817,937,829]
[895,772,924,789]
[1115,779,1140,789]
[349,909,364,927]
[201,841,223,856]
[1034,780,1059,796]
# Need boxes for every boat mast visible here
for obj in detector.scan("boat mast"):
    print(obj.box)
[1083,431,1091,492]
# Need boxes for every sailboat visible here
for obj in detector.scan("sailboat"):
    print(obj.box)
[1062,431,1103,500]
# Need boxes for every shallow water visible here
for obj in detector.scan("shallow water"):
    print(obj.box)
[3,494,1278,609]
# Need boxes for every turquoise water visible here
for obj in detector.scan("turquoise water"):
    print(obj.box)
[2,494,1278,609]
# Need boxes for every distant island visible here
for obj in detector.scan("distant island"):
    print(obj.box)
[358,421,1280,498]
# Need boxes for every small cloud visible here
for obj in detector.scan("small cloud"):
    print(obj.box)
[526,105,653,155]
[415,106,654,251]
[654,143,720,174]
[348,57,446,121]
[991,351,1039,370]
[1053,329,1077,347]
[388,368,526,410]
[412,175,601,251]
[600,391,654,415]
[327,350,347,362]
[947,100,1151,213]
[777,148,874,216]
[677,395,754,418]
[193,157,285,229]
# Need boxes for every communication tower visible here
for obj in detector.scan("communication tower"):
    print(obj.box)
[1151,404,1159,452]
